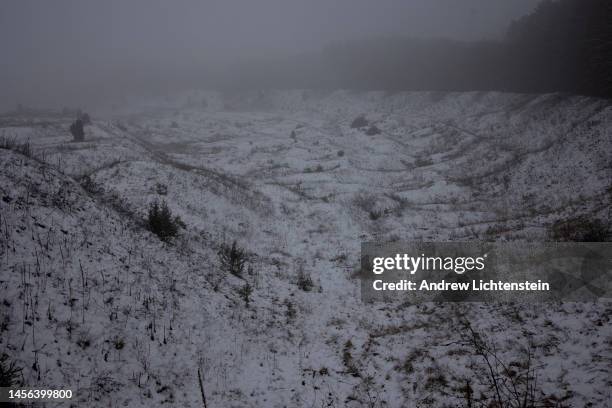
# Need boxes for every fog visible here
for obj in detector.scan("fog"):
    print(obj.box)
[1,0,541,110]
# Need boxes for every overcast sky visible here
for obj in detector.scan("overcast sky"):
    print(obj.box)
[0,0,540,109]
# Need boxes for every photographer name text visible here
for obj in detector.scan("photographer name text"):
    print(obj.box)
[372,279,550,291]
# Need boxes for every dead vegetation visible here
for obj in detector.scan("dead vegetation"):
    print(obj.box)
[549,216,610,242]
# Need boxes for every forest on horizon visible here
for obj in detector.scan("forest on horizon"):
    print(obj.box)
[218,0,612,98]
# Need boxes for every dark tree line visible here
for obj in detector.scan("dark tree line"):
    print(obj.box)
[217,0,612,98]
[505,0,612,97]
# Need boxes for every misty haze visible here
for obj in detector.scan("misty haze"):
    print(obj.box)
[0,1,611,407]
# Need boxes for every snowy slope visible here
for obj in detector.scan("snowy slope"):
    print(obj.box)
[1,91,611,407]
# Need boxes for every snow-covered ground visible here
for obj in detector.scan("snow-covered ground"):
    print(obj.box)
[1,90,611,407]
